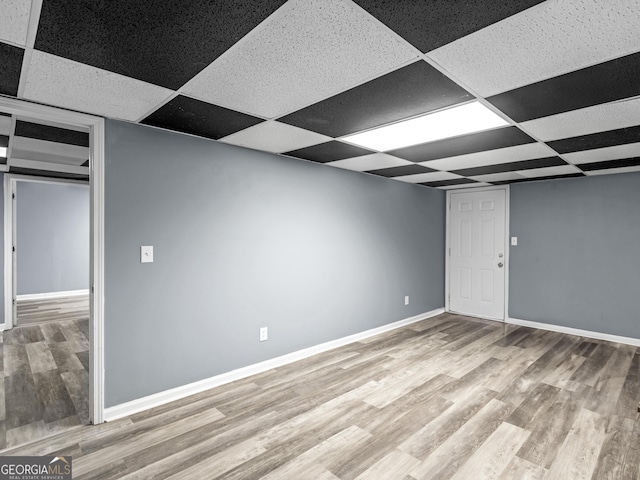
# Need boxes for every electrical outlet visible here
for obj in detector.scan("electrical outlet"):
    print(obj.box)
[259,327,268,342]
[405,295,409,306]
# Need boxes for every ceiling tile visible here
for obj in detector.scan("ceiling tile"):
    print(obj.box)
[367,164,435,178]
[521,97,640,142]
[518,165,581,178]
[0,41,23,96]
[437,181,492,190]
[219,121,330,153]
[0,115,10,136]
[23,51,172,121]
[279,60,472,137]
[394,171,462,184]
[564,143,640,165]
[11,137,89,165]
[418,178,480,188]
[142,95,264,141]
[390,126,535,163]
[469,172,529,183]
[452,156,566,177]
[429,0,640,96]
[15,120,89,146]
[487,52,640,122]
[0,0,31,46]
[283,141,373,163]
[419,142,554,171]
[182,0,419,119]
[34,0,287,90]
[326,153,411,172]
[578,157,640,172]
[584,165,640,176]
[492,173,585,184]
[547,125,640,154]
[354,0,543,52]
[0,135,8,147]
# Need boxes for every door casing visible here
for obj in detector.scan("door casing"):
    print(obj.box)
[445,185,510,322]
[0,96,105,426]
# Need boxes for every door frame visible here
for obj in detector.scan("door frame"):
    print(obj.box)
[0,96,105,425]
[5,174,89,329]
[445,185,510,322]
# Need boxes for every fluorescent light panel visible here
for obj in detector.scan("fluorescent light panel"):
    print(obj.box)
[0,147,6,157]
[343,101,509,151]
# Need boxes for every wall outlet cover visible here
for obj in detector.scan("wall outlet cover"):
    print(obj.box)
[141,245,154,263]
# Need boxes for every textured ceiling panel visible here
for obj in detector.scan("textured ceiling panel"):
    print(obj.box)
[420,142,555,171]
[521,97,640,142]
[35,0,288,90]
[547,125,640,154]
[354,0,544,52]
[283,141,374,163]
[15,120,89,146]
[563,143,640,165]
[0,0,31,46]
[279,61,472,137]
[0,41,24,97]
[429,0,640,96]
[326,153,411,172]
[219,121,331,154]
[182,0,419,118]
[487,52,640,122]
[23,51,173,121]
[142,95,264,141]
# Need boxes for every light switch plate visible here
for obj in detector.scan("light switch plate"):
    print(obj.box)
[511,237,518,246]
[141,245,154,263]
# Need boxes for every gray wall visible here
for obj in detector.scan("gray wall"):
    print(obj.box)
[509,172,640,338]
[104,119,446,407]
[17,181,89,295]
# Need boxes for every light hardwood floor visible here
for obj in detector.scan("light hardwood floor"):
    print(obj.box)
[1,318,90,449]
[3,312,640,479]
[16,294,90,325]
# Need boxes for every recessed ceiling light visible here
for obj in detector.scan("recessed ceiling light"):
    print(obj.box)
[0,147,6,157]
[342,101,509,152]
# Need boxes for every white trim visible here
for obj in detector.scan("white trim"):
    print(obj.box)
[0,96,106,426]
[3,175,13,330]
[104,307,445,421]
[507,317,640,347]
[445,185,510,322]
[16,289,89,301]
[89,117,106,425]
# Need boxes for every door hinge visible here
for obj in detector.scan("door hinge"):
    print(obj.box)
[12,246,15,252]
[12,193,15,200]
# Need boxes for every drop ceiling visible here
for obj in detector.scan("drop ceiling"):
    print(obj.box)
[1,0,639,187]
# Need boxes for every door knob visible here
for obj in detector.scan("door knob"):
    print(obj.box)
[498,262,504,268]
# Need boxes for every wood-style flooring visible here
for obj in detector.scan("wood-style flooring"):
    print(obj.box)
[3,312,640,479]
[1,318,90,449]
[16,294,90,325]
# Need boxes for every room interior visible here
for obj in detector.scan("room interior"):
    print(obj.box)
[0,0,639,477]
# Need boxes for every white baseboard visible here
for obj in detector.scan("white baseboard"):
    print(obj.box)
[17,289,89,301]
[507,317,640,347]
[104,307,445,422]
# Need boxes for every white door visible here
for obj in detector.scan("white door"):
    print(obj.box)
[449,188,506,320]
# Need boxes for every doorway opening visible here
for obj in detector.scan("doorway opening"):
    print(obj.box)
[0,97,104,450]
